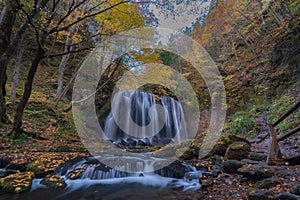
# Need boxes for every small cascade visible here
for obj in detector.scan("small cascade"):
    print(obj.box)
[103,90,188,147]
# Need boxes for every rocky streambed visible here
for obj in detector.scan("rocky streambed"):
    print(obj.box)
[0,134,299,200]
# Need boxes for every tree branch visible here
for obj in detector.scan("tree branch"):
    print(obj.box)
[47,0,129,36]
[45,46,93,58]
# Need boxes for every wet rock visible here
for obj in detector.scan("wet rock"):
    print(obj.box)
[84,157,100,165]
[222,160,243,174]
[40,174,66,188]
[178,146,199,160]
[211,165,223,177]
[153,140,192,159]
[201,178,213,188]
[154,160,191,178]
[256,178,280,189]
[193,160,214,171]
[206,134,250,157]
[237,164,273,180]
[0,172,35,193]
[250,152,267,161]
[225,142,251,160]
[0,157,12,168]
[27,153,85,178]
[248,189,273,200]
[5,158,31,172]
[292,184,300,195]
[66,167,88,180]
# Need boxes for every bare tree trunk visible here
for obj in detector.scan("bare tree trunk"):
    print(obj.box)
[11,34,26,102]
[57,31,74,96]
[11,47,45,138]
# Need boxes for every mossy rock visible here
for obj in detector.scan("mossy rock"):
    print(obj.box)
[152,140,192,159]
[225,142,251,160]
[205,134,250,157]
[0,172,35,193]
[5,158,32,172]
[222,160,243,174]
[0,156,12,168]
[40,174,66,188]
[256,178,280,189]
[66,167,87,180]
[248,189,274,200]
[27,153,85,178]
[237,164,273,180]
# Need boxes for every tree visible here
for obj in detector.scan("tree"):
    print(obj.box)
[0,0,19,122]
[10,0,136,137]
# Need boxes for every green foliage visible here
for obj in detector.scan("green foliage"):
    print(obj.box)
[225,104,266,137]
[267,94,300,134]
[225,111,260,137]
[225,89,300,138]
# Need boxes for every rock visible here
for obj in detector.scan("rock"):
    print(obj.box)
[206,134,250,157]
[256,178,280,189]
[0,157,12,168]
[154,160,191,178]
[201,178,213,188]
[211,165,223,177]
[27,153,85,178]
[248,190,273,200]
[292,184,300,195]
[178,146,199,160]
[0,172,35,193]
[241,159,259,164]
[237,164,273,180]
[274,192,300,200]
[5,158,31,172]
[84,157,100,165]
[66,167,87,180]
[152,140,192,159]
[222,160,243,174]
[40,174,66,188]
[225,142,251,160]
[199,172,215,188]
[250,152,267,161]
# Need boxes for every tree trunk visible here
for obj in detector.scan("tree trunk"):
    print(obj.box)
[11,34,26,102]
[0,0,18,56]
[57,31,74,96]
[11,47,45,138]
[0,0,19,122]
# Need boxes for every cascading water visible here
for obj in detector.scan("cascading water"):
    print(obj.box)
[103,90,189,147]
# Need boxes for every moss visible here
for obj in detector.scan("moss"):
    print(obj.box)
[40,175,66,188]
[0,172,35,193]
[27,153,84,178]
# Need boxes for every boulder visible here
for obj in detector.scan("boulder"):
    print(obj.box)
[250,152,267,161]
[256,178,280,189]
[206,134,250,157]
[225,142,250,160]
[5,158,31,172]
[0,172,35,193]
[40,174,66,188]
[0,156,12,168]
[248,190,273,200]
[154,160,191,178]
[222,160,243,174]
[27,153,85,178]
[237,164,273,180]
[66,167,87,180]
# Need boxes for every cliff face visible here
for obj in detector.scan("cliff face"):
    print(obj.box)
[192,0,300,112]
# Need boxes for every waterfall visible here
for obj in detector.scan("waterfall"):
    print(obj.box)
[103,90,188,147]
